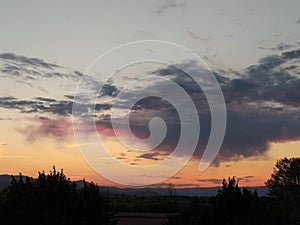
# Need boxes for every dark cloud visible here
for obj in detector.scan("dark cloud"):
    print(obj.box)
[297,18,300,23]
[150,62,206,94]
[219,107,300,159]
[137,152,165,161]
[35,97,57,102]
[100,83,118,97]
[93,47,300,165]
[282,49,300,59]
[154,0,187,15]
[255,55,284,70]
[2,48,300,166]
[224,49,300,107]
[0,97,35,110]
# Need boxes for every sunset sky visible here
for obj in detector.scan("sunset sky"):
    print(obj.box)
[1,0,300,187]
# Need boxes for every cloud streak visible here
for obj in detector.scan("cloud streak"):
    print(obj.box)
[0,96,111,117]
[0,53,83,86]
[0,53,60,70]
[198,178,223,185]
[187,31,208,41]
[259,43,295,51]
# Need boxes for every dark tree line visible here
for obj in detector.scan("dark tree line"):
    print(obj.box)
[0,167,117,225]
[165,157,300,225]
[1,157,300,225]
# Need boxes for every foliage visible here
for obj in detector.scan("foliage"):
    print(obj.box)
[266,157,300,196]
[265,157,300,224]
[165,158,300,225]
[214,177,259,224]
[2,157,300,225]
[164,177,259,225]
[0,167,117,225]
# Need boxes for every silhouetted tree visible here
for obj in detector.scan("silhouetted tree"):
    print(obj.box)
[165,177,259,225]
[265,157,300,224]
[266,157,300,197]
[217,176,241,200]
[0,167,117,225]
[214,177,259,225]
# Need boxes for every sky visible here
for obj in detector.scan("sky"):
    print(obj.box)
[0,0,300,187]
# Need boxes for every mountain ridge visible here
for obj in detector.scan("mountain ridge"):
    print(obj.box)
[0,175,268,197]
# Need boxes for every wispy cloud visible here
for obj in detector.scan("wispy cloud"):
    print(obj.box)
[259,42,295,51]
[154,0,187,15]
[0,97,73,115]
[238,175,255,183]
[0,96,112,117]
[137,151,168,161]
[198,178,223,185]
[187,31,208,41]
[0,117,12,121]
[18,117,73,142]
[0,53,60,70]
[0,53,82,87]
[198,176,254,185]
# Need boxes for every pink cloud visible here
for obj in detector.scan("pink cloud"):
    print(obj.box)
[21,117,73,142]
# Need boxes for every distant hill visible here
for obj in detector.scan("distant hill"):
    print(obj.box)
[0,175,13,190]
[97,186,268,197]
[0,175,268,196]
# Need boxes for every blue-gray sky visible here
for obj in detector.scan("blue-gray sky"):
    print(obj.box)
[1,0,299,71]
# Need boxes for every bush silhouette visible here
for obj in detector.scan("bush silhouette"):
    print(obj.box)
[0,167,116,225]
